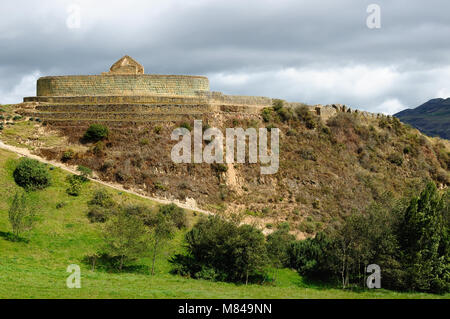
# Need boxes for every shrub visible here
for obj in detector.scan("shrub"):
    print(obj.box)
[61,149,75,162]
[261,108,272,122]
[83,124,109,142]
[154,126,162,134]
[266,223,296,269]
[154,181,167,191]
[66,175,83,196]
[87,205,110,223]
[387,153,403,166]
[101,211,150,271]
[210,163,228,173]
[92,141,105,155]
[159,204,188,229]
[435,169,449,185]
[121,204,155,226]
[8,192,36,239]
[77,165,92,180]
[88,189,116,208]
[295,105,316,129]
[170,216,269,284]
[288,232,333,280]
[86,189,117,223]
[272,99,284,111]
[13,158,51,191]
[277,107,293,122]
[56,202,67,209]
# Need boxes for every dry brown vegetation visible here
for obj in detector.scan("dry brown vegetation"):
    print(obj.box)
[3,103,449,237]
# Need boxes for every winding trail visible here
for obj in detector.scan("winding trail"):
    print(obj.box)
[0,140,213,215]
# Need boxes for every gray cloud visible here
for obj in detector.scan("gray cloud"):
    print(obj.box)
[1,0,449,113]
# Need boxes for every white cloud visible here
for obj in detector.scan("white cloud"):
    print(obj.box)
[0,70,41,104]
[209,64,450,114]
[375,99,406,115]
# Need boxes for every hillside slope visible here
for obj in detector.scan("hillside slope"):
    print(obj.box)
[395,98,450,139]
[2,103,449,238]
[0,148,447,299]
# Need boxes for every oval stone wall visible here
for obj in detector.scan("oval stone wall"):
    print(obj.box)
[37,74,210,97]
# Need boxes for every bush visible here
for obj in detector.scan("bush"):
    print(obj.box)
[289,232,334,280]
[8,192,36,239]
[170,216,269,284]
[295,105,316,129]
[272,99,284,111]
[87,205,110,223]
[101,211,150,271]
[266,223,296,269]
[66,175,84,196]
[88,189,116,208]
[77,165,92,180]
[261,108,272,122]
[212,163,228,173]
[61,150,75,162]
[83,124,109,142]
[277,107,293,122]
[387,153,403,166]
[159,204,188,229]
[13,158,51,191]
[86,189,117,223]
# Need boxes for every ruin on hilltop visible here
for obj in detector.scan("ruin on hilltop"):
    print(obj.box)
[17,56,380,126]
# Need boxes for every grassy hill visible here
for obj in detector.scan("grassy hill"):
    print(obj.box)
[395,98,450,140]
[0,148,447,299]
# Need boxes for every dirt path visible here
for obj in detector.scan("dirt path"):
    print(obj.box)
[0,140,213,215]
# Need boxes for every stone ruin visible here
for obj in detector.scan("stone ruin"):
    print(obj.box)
[18,56,381,126]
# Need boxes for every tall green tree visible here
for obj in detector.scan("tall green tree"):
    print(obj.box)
[102,211,149,271]
[399,182,449,293]
[266,223,295,282]
[236,225,269,285]
[150,211,176,275]
[8,192,35,239]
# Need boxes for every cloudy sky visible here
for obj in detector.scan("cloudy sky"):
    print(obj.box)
[1,0,449,114]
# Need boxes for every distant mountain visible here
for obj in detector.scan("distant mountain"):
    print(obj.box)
[395,98,450,140]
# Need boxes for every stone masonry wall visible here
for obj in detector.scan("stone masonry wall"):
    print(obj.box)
[37,75,210,97]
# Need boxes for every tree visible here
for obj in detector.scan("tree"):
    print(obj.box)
[102,211,149,271]
[77,165,92,181]
[289,232,334,281]
[66,175,84,196]
[398,182,449,293]
[159,203,188,229]
[150,211,176,275]
[86,189,117,223]
[236,224,269,285]
[8,192,35,239]
[13,158,51,191]
[171,216,269,283]
[83,124,109,142]
[266,223,295,282]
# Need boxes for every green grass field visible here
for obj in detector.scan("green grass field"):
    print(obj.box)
[0,148,448,299]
